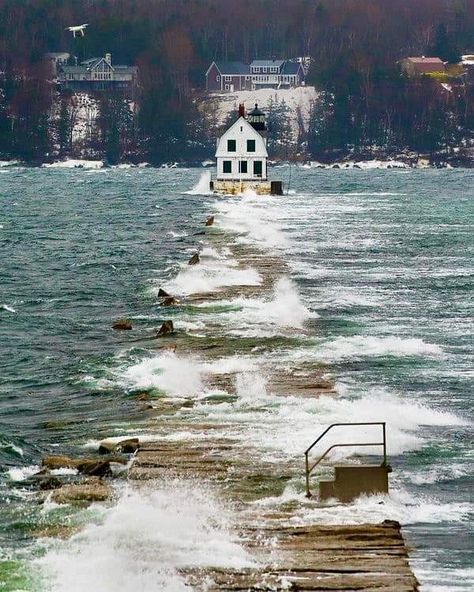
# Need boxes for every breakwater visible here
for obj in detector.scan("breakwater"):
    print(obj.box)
[0,167,472,590]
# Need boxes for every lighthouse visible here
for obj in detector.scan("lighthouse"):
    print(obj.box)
[211,103,283,195]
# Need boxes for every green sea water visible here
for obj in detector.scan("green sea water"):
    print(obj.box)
[0,165,472,590]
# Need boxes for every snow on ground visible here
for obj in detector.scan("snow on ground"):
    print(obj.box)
[210,86,319,137]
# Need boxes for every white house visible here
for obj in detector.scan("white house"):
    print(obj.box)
[215,106,268,181]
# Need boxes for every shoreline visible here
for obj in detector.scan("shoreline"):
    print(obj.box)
[1,156,473,170]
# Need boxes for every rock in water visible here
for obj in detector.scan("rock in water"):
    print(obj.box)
[98,437,140,455]
[160,297,179,307]
[188,252,200,265]
[112,319,133,330]
[158,288,171,298]
[157,320,174,336]
[42,455,78,470]
[76,460,111,477]
[51,477,111,505]
[205,215,214,226]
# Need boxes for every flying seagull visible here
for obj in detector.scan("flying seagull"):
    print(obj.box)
[66,24,88,37]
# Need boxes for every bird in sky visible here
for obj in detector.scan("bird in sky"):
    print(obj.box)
[66,24,88,38]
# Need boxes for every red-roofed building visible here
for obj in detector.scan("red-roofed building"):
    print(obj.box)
[399,57,446,77]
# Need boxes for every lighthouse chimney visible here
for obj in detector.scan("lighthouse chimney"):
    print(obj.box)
[238,103,245,118]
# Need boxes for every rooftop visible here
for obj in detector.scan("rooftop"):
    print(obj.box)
[214,61,249,75]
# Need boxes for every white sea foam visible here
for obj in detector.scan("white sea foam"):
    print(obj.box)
[42,159,104,169]
[286,335,444,363]
[1,304,16,313]
[161,246,261,296]
[7,465,40,481]
[287,486,472,526]
[213,192,288,249]
[121,353,203,396]
[37,481,254,592]
[120,352,257,397]
[203,378,467,461]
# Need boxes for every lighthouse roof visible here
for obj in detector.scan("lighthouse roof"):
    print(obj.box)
[248,103,265,116]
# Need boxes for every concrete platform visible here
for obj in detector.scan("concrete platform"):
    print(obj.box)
[129,442,418,590]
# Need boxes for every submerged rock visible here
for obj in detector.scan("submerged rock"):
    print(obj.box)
[157,320,174,336]
[112,319,133,331]
[188,252,200,265]
[158,288,171,298]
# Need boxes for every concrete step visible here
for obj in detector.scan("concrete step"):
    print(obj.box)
[320,464,389,503]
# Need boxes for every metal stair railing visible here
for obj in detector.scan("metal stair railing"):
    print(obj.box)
[304,422,387,498]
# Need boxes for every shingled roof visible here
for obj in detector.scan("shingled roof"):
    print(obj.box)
[214,61,249,75]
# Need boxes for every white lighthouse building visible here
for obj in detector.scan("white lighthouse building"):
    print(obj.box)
[211,104,282,195]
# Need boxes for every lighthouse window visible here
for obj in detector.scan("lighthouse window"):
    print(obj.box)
[247,139,256,152]
[239,160,248,173]
[227,139,236,152]
[223,160,232,173]
[253,160,262,177]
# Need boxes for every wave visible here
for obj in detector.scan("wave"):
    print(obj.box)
[286,485,472,527]
[36,481,254,592]
[195,277,313,337]
[161,246,261,296]
[42,159,104,169]
[120,352,256,396]
[202,378,467,460]
[288,335,444,363]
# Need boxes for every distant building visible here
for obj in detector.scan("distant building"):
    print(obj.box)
[57,53,137,95]
[206,61,250,92]
[45,52,71,76]
[399,57,446,77]
[206,59,305,92]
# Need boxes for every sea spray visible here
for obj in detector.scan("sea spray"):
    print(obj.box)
[161,246,261,296]
[37,481,254,592]
[185,171,212,195]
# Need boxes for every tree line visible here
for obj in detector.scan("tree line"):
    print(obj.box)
[0,0,473,163]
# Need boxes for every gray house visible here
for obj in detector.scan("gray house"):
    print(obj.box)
[57,53,137,95]
[206,59,305,92]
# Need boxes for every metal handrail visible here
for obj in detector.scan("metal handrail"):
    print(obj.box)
[304,422,387,498]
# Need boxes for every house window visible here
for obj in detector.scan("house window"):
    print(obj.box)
[225,84,230,90]
[223,160,232,173]
[227,139,236,152]
[245,76,250,80]
[253,160,262,177]
[216,75,220,81]
[225,75,232,81]
[247,139,256,152]
[239,160,248,174]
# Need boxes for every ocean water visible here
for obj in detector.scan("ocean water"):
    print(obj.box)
[0,165,472,590]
